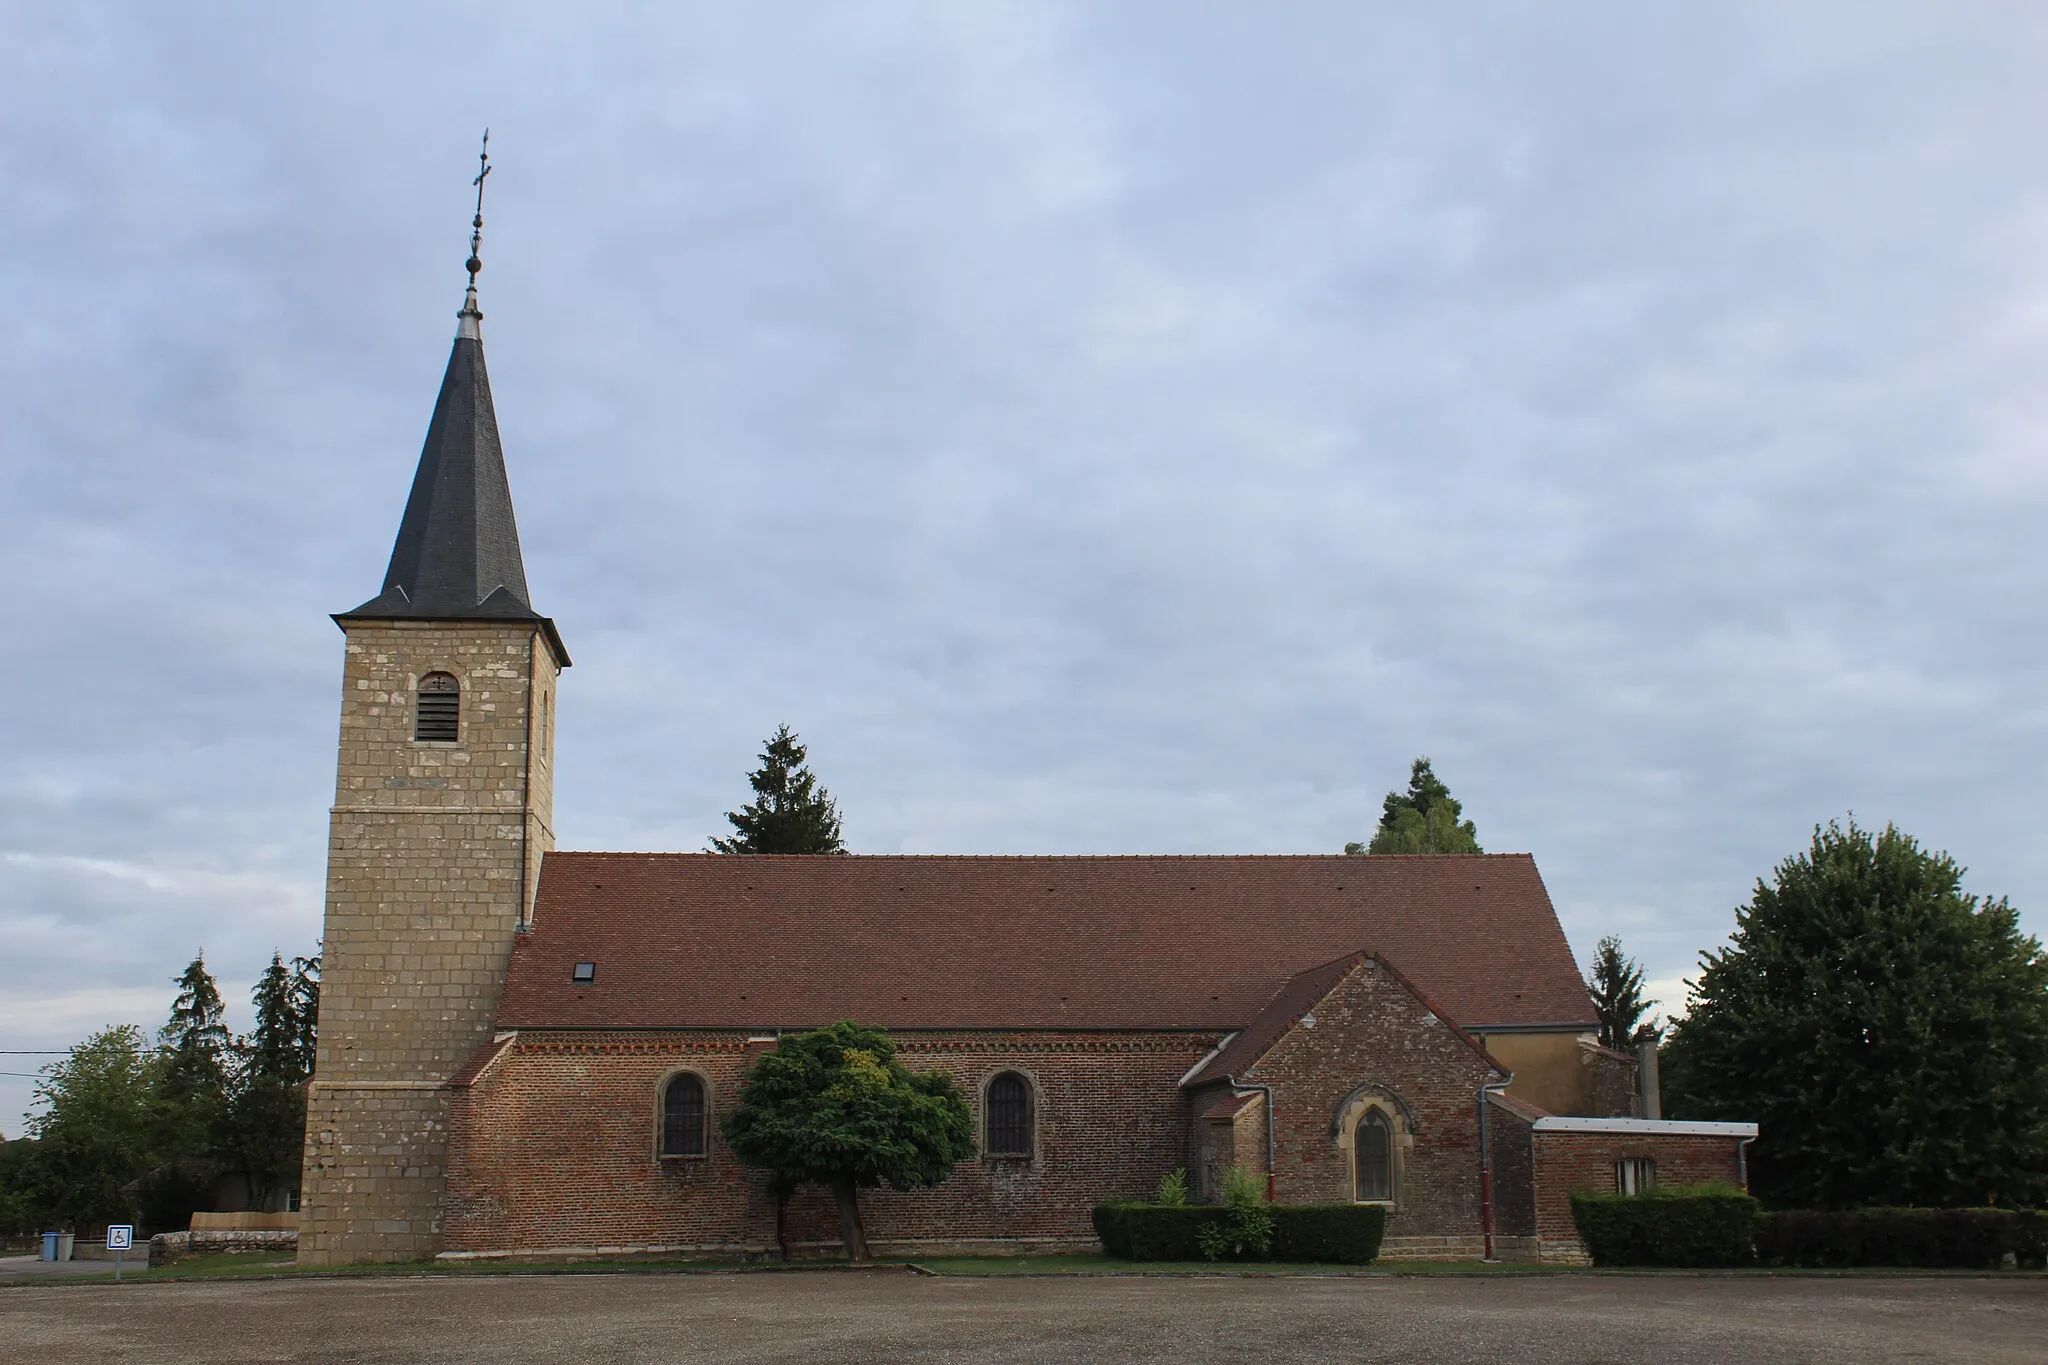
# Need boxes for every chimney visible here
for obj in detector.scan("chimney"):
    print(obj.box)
[1636,1036,1662,1120]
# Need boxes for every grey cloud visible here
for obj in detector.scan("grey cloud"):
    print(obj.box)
[3,2,2046,1129]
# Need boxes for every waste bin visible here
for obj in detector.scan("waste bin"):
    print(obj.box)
[40,1231,59,1261]
[57,1232,75,1261]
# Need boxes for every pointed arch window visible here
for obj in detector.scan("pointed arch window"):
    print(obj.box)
[415,673,459,742]
[661,1073,706,1157]
[986,1072,1033,1157]
[1355,1109,1393,1202]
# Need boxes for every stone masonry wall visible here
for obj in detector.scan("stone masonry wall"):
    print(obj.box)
[299,620,559,1265]
[444,1029,1216,1258]
[1238,958,1501,1241]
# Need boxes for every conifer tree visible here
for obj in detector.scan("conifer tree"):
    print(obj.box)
[248,953,302,1084]
[289,951,321,1079]
[1586,935,1655,1049]
[710,724,846,854]
[148,953,231,1222]
[221,948,322,1211]
[157,953,230,1115]
[1346,757,1483,855]
[1663,819,2048,1209]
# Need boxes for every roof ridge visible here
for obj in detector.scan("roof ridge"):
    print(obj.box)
[544,850,1535,861]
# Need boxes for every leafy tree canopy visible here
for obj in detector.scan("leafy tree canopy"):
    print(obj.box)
[1587,935,1656,1050]
[1346,757,1483,855]
[25,1025,159,1229]
[710,724,846,855]
[721,1021,973,1261]
[1662,818,2048,1210]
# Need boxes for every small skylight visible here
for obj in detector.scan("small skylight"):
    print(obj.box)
[571,961,597,984]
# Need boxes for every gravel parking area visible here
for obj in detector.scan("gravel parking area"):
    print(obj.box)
[2,1270,2041,1363]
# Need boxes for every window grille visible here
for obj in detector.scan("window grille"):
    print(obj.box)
[1356,1110,1393,1201]
[415,672,459,742]
[986,1072,1032,1157]
[662,1074,706,1157]
[1616,1157,1657,1195]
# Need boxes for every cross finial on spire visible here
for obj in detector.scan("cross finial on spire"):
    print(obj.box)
[458,129,491,339]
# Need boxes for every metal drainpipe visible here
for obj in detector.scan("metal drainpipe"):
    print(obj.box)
[1228,1079,1277,1202]
[1736,1134,1758,1191]
[1476,1073,1516,1262]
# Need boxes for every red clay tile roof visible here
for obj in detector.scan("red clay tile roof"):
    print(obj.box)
[496,852,1595,1033]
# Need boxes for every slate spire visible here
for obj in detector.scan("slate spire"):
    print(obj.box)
[339,136,567,663]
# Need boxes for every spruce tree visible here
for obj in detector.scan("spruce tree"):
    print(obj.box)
[1664,818,2048,1209]
[158,953,230,1112]
[288,951,321,1079]
[1586,935,1655,1049]
[248,953,302,1084]
[710,724,846,854]
[221,948,321,1210]
[1346,757,1483,855]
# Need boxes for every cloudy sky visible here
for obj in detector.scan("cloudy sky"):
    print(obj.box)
[4,3,2047,1133]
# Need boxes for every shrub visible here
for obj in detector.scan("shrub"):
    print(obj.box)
[1569,1185,1760,1267]
[1270,1205,1387,1264]
[1156,1168,1189,1207]
[1200,1165,1276,1261]
[1756,1208,2048,1269]
[1090,1202,1133,1260]
[1093,1199,1383,1263]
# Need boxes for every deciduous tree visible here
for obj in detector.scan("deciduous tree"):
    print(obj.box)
[722,1021,973,1261]
[25,1025,158,1229]
[1663,819,2048,1209]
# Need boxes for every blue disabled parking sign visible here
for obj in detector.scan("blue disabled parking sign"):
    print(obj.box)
[106,1224,133,1279]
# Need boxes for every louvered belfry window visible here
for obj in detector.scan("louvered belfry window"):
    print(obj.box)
[986,1072,1032,1157]
[415,672,459,742]
[662,1073,707,1157]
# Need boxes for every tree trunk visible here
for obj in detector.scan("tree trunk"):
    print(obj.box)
[828,1174,871,1263]
[774,1185,790,1262]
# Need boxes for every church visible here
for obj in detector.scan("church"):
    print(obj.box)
[296,228,1755,1267]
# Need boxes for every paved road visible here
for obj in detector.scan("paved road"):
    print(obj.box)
[2,1270,2041,1363]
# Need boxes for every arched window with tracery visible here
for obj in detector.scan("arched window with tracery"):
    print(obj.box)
[985,1072,1033,1157]
[415,672,459,742]
[661,1073,707,1157]
[1355,1109,1393,1202]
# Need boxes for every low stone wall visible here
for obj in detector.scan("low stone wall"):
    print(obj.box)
[191,1211,299,1233]
[149,1229,299,1266]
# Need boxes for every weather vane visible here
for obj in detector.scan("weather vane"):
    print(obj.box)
[466,129,491,285]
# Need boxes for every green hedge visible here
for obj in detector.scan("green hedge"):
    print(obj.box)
[1092,1203,1384,1264]
[1569,1187,1761,1267]
[1270,1205,1387,1264]
[1756,1209,2048,1269]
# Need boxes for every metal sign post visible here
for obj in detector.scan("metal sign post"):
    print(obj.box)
[106,1224,133,1281]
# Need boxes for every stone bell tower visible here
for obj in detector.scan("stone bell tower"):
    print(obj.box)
[298,158,569,1264]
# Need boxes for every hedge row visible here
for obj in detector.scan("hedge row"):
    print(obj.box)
[1092,1203,1386,1263]
[1569,1191,2048,1269]
[1569,1188,1761,1268]
[1758,1208,2048,1270]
